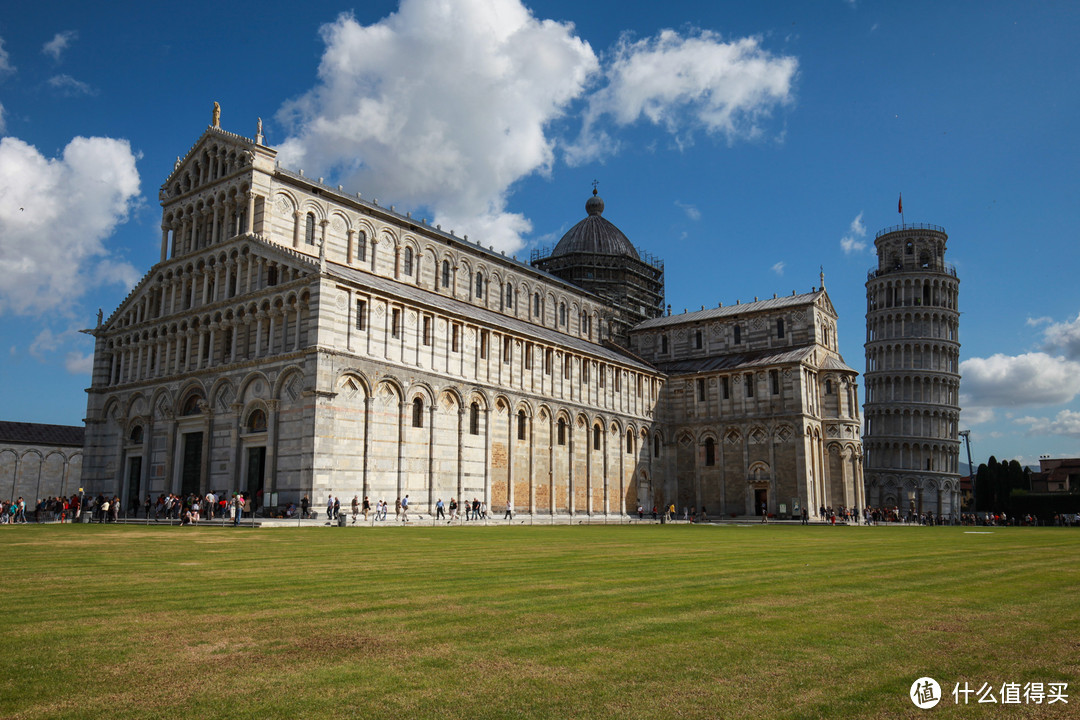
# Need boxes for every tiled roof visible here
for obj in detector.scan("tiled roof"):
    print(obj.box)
[652,346,815,375]
[821,355,859,374]
[635,290,823,330]
[0,421,84,447]
[325,261,660,374]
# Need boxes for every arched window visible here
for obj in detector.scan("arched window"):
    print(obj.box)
[356,231,367,262]
[557,418,566,446]
[305,212,316,245]
[559,303,566,326]
[505,283,513,309]
[412,397,424,428]
[247,409,267,433]
[593,425,601,450]
[695,330,703,349]
[533,293,541,318]
[661,334,669,354]
[403,247,413,276]
[517,410,526,440]
[441,260,450,288]
[129,425,143,444]
[733,325,741,345]
[653,434,661,457]
[825,379,833,395]
[470,402,480,435]
[705,437,716,466]
[777,318,785,339]
[626,429,634,454]
[475,272,484,298]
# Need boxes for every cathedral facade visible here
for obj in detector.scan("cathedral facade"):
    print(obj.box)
[81,114,863,518]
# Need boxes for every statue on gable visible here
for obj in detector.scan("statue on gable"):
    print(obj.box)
[212,101,221,129]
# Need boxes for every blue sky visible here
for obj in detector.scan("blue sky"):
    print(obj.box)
[2,0,1079,469]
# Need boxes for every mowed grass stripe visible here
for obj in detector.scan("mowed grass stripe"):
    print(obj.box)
[1,524,1077,719]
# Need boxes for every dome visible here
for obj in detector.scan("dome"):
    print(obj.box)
[550,190,639,260]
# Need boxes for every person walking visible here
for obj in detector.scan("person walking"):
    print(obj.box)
[436,498,445,521]
[504,501,512,521]
[362,496,370,521]
[326,495,335,521]
[401,495,410,522]
[351,495,359,523]
[760,502,768,523]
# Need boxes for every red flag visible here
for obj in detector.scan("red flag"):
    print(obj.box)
[898,193,903,214]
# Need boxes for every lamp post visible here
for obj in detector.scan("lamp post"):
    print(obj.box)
[959,430,975,515]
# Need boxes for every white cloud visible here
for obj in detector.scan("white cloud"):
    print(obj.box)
[0,135,140,316]
[48,74,95,96]
[1026,316,1052,327]
[64,351,94,375]
[1015,410,1080,439]
[0,36,14,78]
[675,200,701,221]
[960,352,1080,408]
[276,1,598,253]
[771,261,784,275]
[960,406,996,426]
[840,211,867,254]
[1041,311,1080,360]
[29,328,63,358]
[42,30,78,62]
[570,29,797,163]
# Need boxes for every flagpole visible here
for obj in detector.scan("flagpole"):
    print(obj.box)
[899,192,905,226]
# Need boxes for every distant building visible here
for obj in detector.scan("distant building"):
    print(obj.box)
[1030,457,1080,493]
[0,421,84,502]
[863,224,962,516]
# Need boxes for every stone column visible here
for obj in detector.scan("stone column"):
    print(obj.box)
[397,401,407,503]
[266,399,279,499]
[229,402,243,493]
[267,311,277,357]
[293,303,303,350]
[568,429,575,516]
[160,225,170,262]
[483,406,492,512]
[506,407,514,513]
[246,192,256,234]
[528,414,536,515]
[362,395,372,501]
[456,407,465,511]
[603,426,610,516]
[292,211,301,249]
[428,404,437,514]
[255,312,266,357]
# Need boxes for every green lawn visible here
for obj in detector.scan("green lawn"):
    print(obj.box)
[1,523,1077,719]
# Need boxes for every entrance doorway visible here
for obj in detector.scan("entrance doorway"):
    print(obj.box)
[181,432,203,497]
[246,446,266,514]
[126,456,142,515]
[754,488,768,516]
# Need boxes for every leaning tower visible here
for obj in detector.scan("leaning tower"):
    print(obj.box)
[863,223,961,518]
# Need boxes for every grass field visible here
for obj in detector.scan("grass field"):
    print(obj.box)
[1,523,1077,719]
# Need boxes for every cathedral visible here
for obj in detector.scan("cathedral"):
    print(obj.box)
[81,110,864,519]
